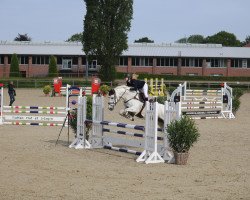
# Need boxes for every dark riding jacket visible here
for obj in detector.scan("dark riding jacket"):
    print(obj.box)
[127,79,145,91]
[8,83,15,95]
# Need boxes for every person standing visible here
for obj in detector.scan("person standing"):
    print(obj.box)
[8,81,16,106]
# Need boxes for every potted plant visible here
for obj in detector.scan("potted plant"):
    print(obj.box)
[99,84,111,96]
[166,116,200,165]
[43,85,52,96]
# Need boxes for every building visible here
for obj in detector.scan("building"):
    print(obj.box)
[0,41,250,78]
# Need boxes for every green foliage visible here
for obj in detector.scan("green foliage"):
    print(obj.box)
[188,35,205,43]
[166,116,200,153]
[83,0,133,82]
[241,35,250,46]
[99,84,111,95]
[86,96,93,120]
[134,37,154,43]
[176,34,205,44]
[176,31,245,46]
[48,56,58,77]
[14,33,31,41]
[98,64,117,82]
[156,96,168,104]
[205,31,241,47]
[43,85,51,94]
[232,88,244,114]
[66,33,83,42]
[232,98,241,114]
[10,53,20,77]
[70,96,93,138]
[70,110,77,137]
[233,88,244,99]
[167,86,176,96]
[116,72,250,82]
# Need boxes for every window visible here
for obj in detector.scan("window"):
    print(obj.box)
[62,59,72,69]
[242,59,247,68]
[32,56,50,65]
[82,56,86,65]
[183,58,204,67]
[57,56,62,65]
[206,58,226,67]
[119,57,128,66]
[87,60,98,70]
[132,57,153,66]
[231,59,247,68]
[157,57,178,67]
[0,55,4,64]
[132,57,140,66]
[72,57,78,65]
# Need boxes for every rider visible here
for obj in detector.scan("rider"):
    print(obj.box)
[127,73,149,101]
[126,73,149,118]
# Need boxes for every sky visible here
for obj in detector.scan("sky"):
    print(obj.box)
[0,0,249,44]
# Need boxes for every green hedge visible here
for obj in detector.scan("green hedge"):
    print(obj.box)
[116,72,250,82]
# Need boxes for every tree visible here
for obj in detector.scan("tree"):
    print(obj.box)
[66,33,83,42]
[10,53,20,77]
[14,33,31,41]
[176,35,205,44]
[188,35,205,43]
[82,0,133,81]
[48,56,58,77]
[134,37,154,43]
[175,37,188,43]
[205,31,241,47]
[241,35,250,46]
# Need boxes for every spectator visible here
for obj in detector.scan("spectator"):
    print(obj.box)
[8,81,16,106]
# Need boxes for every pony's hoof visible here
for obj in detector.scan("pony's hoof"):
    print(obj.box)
[135,113,144,118]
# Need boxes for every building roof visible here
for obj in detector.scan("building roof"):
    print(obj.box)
[1,41,250,58]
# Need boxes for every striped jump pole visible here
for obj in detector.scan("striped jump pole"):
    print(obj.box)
[102,128,164,141]
[0,83,88,127]
[70,94,168,164]
[170,81,235,120]
[4,122,64,126]
[104,145,142,156]
[3,106,66,110]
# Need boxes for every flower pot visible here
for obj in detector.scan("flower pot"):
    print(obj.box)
[174,152,189,165]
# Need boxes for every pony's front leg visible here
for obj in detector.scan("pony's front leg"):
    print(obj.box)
[119,109,127,116]
[124,108,136,121]
[119,108,134,121]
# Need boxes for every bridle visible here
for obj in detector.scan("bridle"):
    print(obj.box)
[108,88,139,108]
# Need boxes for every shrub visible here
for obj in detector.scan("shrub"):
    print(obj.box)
[232,98,241,114]
[10,53,20,77]
[233,88,244,99]
[48,55,58,77]
[156,96,168,104]
[99,84,111,95]
[43,85,51,95]
[166,116,200,153]
[231,88,244,115]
